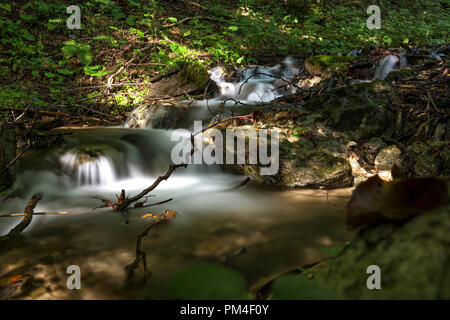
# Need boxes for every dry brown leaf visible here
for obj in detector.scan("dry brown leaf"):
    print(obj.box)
[347,173,448,230]
[163,210,177,220]
[141,213,159,223]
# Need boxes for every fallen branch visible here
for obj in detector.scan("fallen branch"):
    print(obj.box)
[238,72,304,96]
[124,210,177,282]
[0,107,113,124]
[0,193,41,243]
[96,113,255,211]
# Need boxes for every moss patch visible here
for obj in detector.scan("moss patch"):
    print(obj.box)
[303,81,395,140]
[315,204,450,299]
[305,55,364,77]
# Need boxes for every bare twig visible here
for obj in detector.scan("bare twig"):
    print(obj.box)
[124,210,177,282]
[0,145,30,178]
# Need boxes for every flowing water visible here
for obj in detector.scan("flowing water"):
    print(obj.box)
[0,127,353,299]
[0,58,357,299]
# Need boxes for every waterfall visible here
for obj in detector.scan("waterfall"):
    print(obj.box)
[60,150,118,186]
[193,57,300,107]
[374,54,399,80]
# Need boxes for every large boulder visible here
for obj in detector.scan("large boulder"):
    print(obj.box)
[315,200,450,299]
[302,81,395,141]
[124,101,185,129]
[205,123,353,188]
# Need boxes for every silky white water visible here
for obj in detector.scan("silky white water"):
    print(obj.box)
[0,127,352,299]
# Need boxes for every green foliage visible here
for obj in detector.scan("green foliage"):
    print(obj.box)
[0,86,45,109]
[61,40,93,66]
[170,264,246,299]
[0,0,447,122]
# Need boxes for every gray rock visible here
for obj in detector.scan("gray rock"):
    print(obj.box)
[374,145,403,171]
[125,101,185,129]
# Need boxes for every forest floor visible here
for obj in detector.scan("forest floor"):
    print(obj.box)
[1,0,449,126]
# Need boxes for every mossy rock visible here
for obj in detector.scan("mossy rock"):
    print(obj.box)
[407,141,449,177]
[178,61,210,87]
[275,149,353,188]
[219,128,353,188]
[66,144,118,165]
[374,145,403,171]
[315,202,450,299]
[303,81,395,140]
[384,68,414,82]
[125,101,185,129]
[305,55,364,77]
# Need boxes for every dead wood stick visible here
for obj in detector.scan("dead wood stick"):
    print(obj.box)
[0,107,110,124]
[120,164,187,210]
[125,210,177,281]
[0,145,30,178]
[0,211,69,218]
[228,177,251,191]
[0,193,41,243]
[99,114,254,211]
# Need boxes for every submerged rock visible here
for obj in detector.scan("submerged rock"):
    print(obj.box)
[64,145,119,165]
[315,200,450,299]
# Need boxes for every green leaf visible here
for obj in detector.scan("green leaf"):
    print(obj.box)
[44,72,57,78]
[0,3,11,11]
[167,17,177,23]
[272,275,338,300]
[57,69,74,76]
[83,65,109,77]
[170,264,246,299]
[129,28,145,38]
[228,25,238,32]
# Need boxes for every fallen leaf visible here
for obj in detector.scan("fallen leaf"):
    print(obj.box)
[8,275,23,283]
[142,213,159,223]
[347,172,448,230]
[163,210,177,220]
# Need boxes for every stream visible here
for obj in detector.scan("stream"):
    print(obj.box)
[0,127,353,299]
[0,58,356,299]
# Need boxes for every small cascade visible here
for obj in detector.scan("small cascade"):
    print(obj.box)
[60,149,118,186]
[374,54,399,80]
[193,57,300,107]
